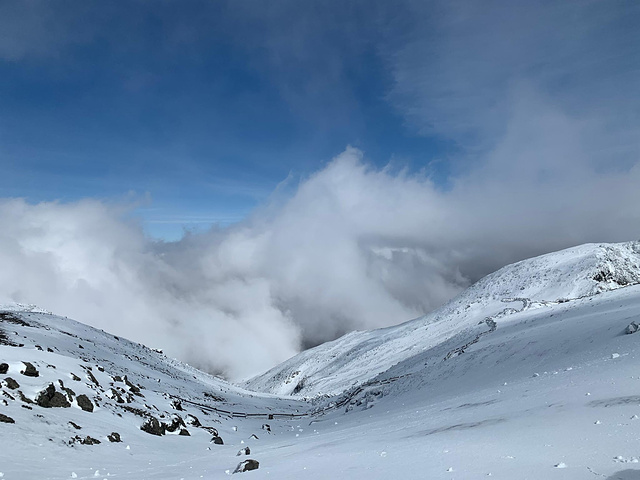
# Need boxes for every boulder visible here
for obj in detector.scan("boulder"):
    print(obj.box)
[36,384,71,408]
[233,459,259,474]
[178,428,190,436]
[141,417,165,436]
[0,413,15,424]
[0,363,8,374]
[4,377,19,390]
[163,414,186,433]
[76,394,94,412]
[626,321,639,334]
[20,362,39,377]
[81,436,101,445]
[210,436,224,445]
[261,423,271,432]
[236,447,251,456]
[107,432,122,443]
[185,414,201,427]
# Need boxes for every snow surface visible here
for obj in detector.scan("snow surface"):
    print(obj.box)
[2,241,640,479]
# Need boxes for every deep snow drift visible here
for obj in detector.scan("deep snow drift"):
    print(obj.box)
[2,241,640,479]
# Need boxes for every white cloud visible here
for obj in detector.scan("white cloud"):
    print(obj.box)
[1,134,639,381]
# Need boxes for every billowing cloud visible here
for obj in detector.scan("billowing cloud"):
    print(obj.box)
[1,135,639,381]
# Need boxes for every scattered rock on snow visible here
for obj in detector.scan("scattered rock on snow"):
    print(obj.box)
[0,413,15,424]
[249,434,259,440]
[36,384,71,408]
[237,447,250,456]
[0,363,8,374]
[261,423,271,432]
[69,421,82,430]
[70,435,101,445]
[107,432,121,443]
[626,321,639,334]
[233,459,259,474]
[76,394,94,412]
[141,417,165,436]
[20,362,39,377]
[554,462,567,468]
[185,414,201,427]
[178,428,190,436]
[210,436,224,445]
[163,414,186,433]
[4,377,19,390]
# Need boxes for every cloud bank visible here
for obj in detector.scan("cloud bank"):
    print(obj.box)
[2,134,640,381]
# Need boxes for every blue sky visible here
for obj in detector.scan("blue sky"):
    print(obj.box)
[0,0,638,240]
[0,1,453,239]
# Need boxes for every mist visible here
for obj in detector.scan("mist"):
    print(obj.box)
[1,104,639,381]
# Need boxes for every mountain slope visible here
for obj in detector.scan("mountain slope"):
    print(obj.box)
[3,241,640,479]
[244,241,640,397]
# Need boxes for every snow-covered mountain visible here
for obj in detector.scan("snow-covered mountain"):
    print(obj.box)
[3,241,640,479]
[244,241,640,397]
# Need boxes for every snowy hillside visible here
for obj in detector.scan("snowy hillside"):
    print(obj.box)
[3,241,640,479]
[245,241,640,396]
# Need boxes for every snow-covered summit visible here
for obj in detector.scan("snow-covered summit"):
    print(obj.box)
[244,241,640,397]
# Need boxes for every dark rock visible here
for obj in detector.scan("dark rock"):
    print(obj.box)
[236,447,251,456]
[626,321,639,334]
[35,345,43,351]
[69,421,82,430]
[0,413,15,423]
[170,399,184,411]
[4,377,19,389]
[178,428,190,436]
[112,375,123,382]
[210,436,224,445]
[124,376,142,396]
[185,414,201,427]
[141,417,165,436]
[85,370,99,387]
[70,373,81,381]
[70,435,101,445]
[107,432,121,442]
[21,404,32,410]
[233,459,259,473]
[81,436,101,445]
[249,434,259,440]
[17,390,33,404]
[76,394,94,412]
[163,415,186,433]
[47,347,54,353]
[20,362,39,377]
[97,365,105,372]
[261,423,271,432]
[0,363,8,374]
[58,380,76,401]
[203,426,219,436]
[36,384,71,408]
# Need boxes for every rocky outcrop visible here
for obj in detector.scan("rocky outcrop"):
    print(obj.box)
[20,362,39,377]
[4,377,19,390]
[36,384,71,408]
[233,459,259,473]
[0,413,15,423]
[76,394,94,412]
[141,417,165,436]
